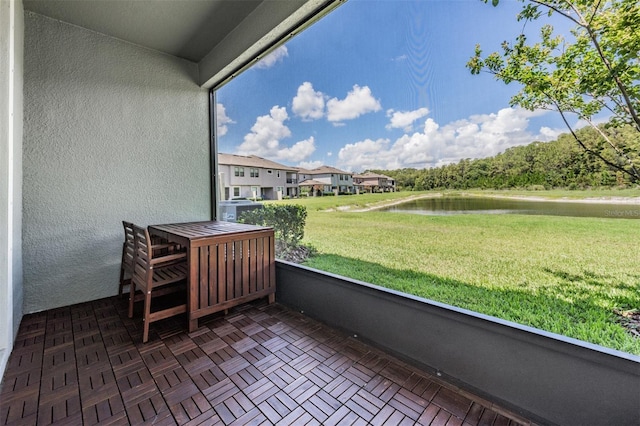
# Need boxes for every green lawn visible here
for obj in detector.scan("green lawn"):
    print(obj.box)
[269,191,640,354]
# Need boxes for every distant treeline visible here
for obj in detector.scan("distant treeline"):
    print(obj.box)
[371,124,640,191]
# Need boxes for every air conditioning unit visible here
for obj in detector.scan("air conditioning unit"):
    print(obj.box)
[218,200,263,222]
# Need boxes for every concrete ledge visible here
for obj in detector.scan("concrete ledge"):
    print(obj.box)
[275,260,640,426]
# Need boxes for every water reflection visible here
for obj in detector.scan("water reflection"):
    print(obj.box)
[381,197,640,219]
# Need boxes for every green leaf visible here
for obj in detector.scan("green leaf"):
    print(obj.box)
[469,0,640,181]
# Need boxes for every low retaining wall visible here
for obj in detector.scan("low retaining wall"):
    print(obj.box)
[275,261,640,426]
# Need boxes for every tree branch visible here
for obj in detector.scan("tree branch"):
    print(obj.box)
[553,103,639,181]
[588,0,603,26]
[584,117,640,179]
[528,0,582,26]
[530,0,640,131]
[585,91,625,117]
[586,29,640,130]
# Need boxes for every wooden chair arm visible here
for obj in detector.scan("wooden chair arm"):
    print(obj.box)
[149,252,186,265]
[151,243,181,250]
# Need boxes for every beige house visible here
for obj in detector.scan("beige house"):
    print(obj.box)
[298,165,354,195]
[218,153,298,200]
[353,172,396,193]
[297,179,325,197]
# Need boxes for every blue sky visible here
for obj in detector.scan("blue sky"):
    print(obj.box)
[216,0,573,172]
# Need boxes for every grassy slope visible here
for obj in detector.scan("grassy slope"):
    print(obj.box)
[269,191,640,354]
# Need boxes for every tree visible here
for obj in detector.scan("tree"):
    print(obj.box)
[467,0,640,182]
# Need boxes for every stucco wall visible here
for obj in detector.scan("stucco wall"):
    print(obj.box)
[23,12,210,313]
[0,0,24,380]
[11,0,24,342]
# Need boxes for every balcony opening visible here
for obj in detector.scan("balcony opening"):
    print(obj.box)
[214,0,640,358]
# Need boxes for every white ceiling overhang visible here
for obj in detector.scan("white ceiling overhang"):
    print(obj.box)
[23,0,345,89]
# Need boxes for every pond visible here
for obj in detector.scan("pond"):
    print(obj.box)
[381,196,640,219]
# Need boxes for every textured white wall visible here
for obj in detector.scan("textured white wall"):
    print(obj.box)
[11,0,23,339]
[0,0,24,379]
[23,12,210,313]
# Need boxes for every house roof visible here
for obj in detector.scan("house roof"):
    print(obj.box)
[297,165,352,175]
[298,179,326,186]
[353,172,392,179]
[218,153,298,172]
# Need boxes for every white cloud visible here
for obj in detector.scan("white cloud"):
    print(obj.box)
[274,136,316,163]
[236,106,316,163]
[292,82,325,120]
[255,46,288,69]
[539,126,565,141]
[215,103,235,137]
[386,107,430,132]
[236,106,291,155]
[298,160,324,170]
[326,85,382,123]
[337,107,558,172]
[338,138,396,172]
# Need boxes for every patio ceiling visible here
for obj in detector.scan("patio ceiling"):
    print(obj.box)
[23,0,343,88]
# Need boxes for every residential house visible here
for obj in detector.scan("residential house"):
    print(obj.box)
[218,153,298,200]
[298,165,354,195]
[297,179,326,197]
[353,172,396,193]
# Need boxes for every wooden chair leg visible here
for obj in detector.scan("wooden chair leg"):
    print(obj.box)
[142,291,152,343]
[120,278,131,299]
[119,242,128,298]
[118,263,125,298]
[128,283,136,319]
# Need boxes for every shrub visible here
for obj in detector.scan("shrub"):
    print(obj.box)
[238,204,308,258]
[527,185,546,191]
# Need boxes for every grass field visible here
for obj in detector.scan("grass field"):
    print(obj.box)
[269,190,640,354]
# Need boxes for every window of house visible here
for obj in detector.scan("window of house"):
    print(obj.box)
[233,187,240,197]
[250,168,259,178]
[277,171,281,178]
[234,167,244,177]
[267,169,273,174]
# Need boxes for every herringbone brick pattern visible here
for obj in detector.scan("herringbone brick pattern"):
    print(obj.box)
[0,297,532,425]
